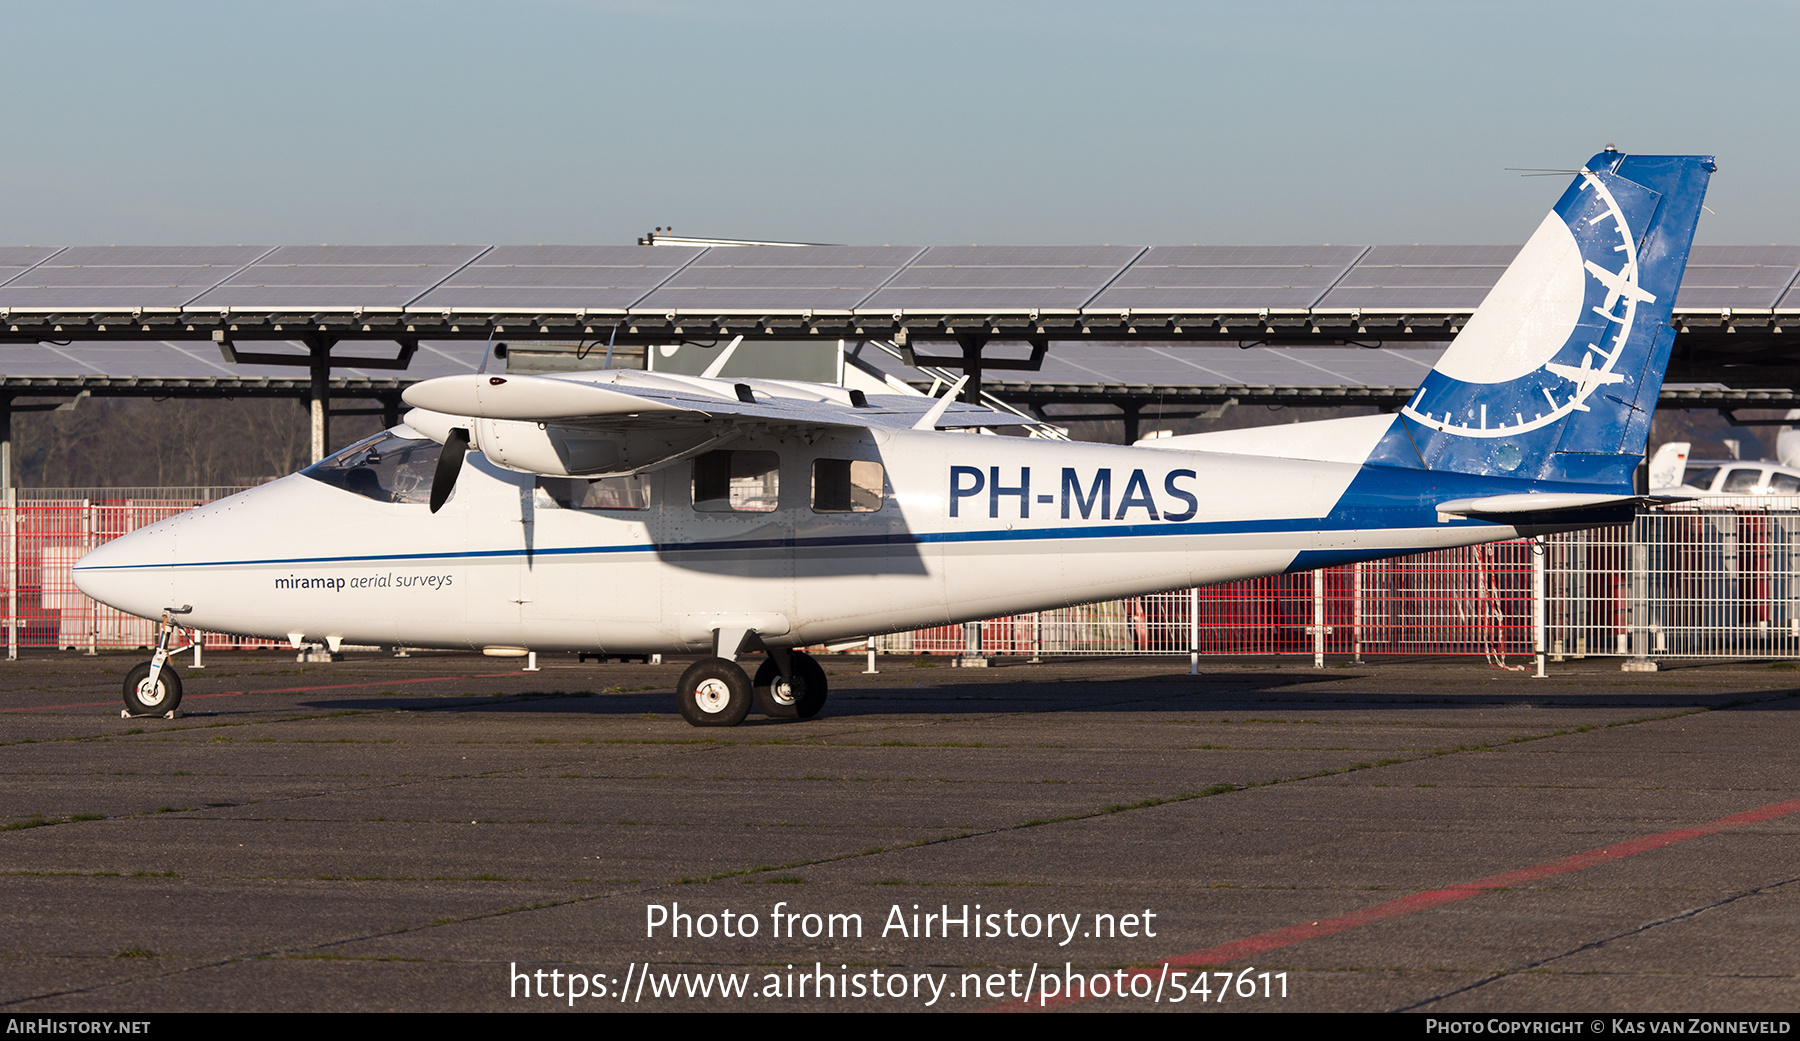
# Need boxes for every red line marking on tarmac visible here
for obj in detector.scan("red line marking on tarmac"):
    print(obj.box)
[987,795,1800,1012]
[0,673,525,713]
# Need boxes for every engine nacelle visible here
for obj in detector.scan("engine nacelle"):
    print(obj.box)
[405,408,731,478]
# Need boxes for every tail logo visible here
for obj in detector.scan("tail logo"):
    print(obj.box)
[1399,166,1658,438]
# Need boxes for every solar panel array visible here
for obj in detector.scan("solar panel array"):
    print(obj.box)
[1,242,1792,317]
[0,246,276,310]
[189,244,491,312]
[0,242,1795,394]
[637,246,924,312]
[413,245,705,311]
[1090,245,1367,311]
[864,245,1144,312]
[1677,245,1800,310]
[1316,245,1519,311]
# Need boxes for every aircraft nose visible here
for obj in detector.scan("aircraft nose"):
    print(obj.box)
[73,524,177,621]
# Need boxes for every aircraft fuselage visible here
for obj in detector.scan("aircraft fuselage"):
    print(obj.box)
[75,423,1552,655]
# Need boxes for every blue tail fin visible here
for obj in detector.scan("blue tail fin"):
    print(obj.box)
[1364,150,1715,490]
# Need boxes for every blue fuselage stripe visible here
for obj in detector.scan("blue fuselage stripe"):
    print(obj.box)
[73,512,1486,573]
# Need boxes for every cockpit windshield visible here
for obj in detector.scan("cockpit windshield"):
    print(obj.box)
[301,430,444,504]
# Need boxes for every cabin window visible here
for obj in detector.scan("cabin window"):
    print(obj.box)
[693,450,779,512]
[1685,466,1719,491]
[1771,474,1800,495]
[1721,468,1761,494]
[535,475,650,510]
[811,458,884,513]
[301,430,442,505]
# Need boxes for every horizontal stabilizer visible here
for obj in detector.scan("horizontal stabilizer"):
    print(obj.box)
[1435,492,1691,516]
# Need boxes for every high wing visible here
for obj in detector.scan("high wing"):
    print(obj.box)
[401,368,1031,433]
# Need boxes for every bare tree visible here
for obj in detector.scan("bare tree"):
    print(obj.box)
[9,396,380,489]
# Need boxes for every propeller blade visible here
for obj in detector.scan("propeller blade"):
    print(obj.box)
[429,428,470,513]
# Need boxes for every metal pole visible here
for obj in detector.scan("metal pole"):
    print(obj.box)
[1533,535,1547,678]
[1120,402,1142,445]
[957,334,985,405]
[2,396,12,661]
[308,338,331,463]
[5,483,13,662]
[1622,527,1657,672]
[85,500,97,656]
[959,619,985,667]
[1188,586,1200,675]
[1352,562,1364,664]
[1791,515,1800,643]
[864,635,878,675]
[1312,568,1325,668]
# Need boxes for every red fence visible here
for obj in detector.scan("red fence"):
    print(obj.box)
[2,499,287,652]
[876,540,1536,661]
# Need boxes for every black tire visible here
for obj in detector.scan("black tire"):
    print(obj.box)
[790,652,828,719]
[753,656,798,718]
[675,658,752,727]
[123,661,182,716]
[754,651,828,720]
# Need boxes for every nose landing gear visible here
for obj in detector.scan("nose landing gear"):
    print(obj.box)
[123,660,182,717]
[122,610,191,718]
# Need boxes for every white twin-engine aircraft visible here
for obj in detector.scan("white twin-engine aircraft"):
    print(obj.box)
[75,150,1715,726]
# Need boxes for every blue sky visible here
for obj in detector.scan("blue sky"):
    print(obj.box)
[2,1,1792,247]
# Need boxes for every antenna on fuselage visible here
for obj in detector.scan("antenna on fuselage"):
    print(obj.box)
[475,328,499,376]
[701,335,746,379]
[912,375,969,431]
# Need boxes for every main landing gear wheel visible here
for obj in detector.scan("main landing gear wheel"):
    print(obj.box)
[123,662,182,717]
[753,651,828,720]
[676,657,752,727]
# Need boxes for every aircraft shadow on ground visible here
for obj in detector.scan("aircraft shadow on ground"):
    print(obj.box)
[282,670,1799,719]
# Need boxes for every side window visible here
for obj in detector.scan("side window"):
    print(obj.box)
[535,475,650,510]
[1771,473,1800,494]
[812,458,884,513]
[1721,468,1761,493]
[1684,466,1719,490]
[693,450,779,513]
